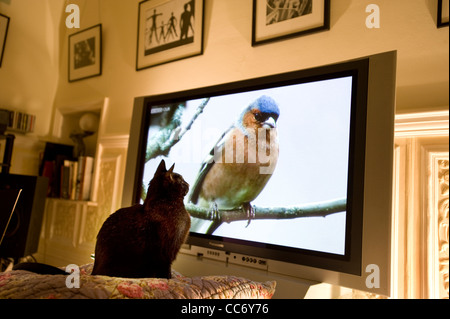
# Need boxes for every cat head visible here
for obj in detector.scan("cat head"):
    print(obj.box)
[146,159,189,201]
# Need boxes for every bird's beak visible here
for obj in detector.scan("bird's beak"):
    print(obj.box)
[262,116,276,129]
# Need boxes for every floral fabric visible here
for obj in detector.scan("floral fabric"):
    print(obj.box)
[0,263,276,299]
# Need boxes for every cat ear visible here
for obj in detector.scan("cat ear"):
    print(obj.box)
[156,159,167,174]
[168,163,175,173]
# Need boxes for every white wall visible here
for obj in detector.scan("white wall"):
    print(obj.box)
[54,0,448,138]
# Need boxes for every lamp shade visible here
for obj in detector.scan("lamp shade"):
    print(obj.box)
[79,112,99,133]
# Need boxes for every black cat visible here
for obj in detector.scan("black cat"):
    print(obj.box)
[91,160,190,279]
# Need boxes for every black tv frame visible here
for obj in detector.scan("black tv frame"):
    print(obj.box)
[129,59,370,276]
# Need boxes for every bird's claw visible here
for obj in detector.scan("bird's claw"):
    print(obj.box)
[243,203,255,227]
[209,202,220,221]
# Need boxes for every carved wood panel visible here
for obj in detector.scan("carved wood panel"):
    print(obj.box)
[389,111,449,299]
[48,200,79,247]
[437,159,448,298]
[355,111,448,299]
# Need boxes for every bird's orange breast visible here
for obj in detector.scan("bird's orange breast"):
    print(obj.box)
[198,127,278,209]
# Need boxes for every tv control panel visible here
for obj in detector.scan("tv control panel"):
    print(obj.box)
[180,244,269,271]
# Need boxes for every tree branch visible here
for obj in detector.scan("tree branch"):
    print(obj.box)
[145,104,184,162]
[185,197,347,224]
[142,98,211,201]
[177,97,210,141]
[145,98,210,163]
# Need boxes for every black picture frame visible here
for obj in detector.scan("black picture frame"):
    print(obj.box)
[136,0,205,70]
[438,0,449,27]
[68,24,102,82]
[252,0,330,46]
[0,13,10,68]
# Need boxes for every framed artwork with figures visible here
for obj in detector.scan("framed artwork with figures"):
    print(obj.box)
[136,0,205,70]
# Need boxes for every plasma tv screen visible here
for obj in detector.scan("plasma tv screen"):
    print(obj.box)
[131,59,370,275]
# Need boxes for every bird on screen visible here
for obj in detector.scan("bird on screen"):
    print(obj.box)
[188,95,280,230]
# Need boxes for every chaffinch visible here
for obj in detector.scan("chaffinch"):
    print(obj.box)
[188,95,280,224]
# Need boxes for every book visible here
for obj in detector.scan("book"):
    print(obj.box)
[70,161,78,200]
[41,160,55,197]
[60,164,71,199]
[60,160,78,199]
[75,156,94,201]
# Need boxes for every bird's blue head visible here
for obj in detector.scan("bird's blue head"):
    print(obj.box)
[238,95,280,131]
[251,95,280,118]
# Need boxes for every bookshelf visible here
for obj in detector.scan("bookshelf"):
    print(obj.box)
[42,154,95,201]
[40,99,105,203]
[36,98,113,266]
[0,108,36,134]
[1,108,36,175]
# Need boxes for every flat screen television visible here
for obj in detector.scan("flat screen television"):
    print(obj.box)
[122,51,396,296]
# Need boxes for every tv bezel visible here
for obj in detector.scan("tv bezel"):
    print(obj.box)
[122,51,396,296]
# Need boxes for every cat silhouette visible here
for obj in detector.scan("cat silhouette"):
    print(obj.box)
[92,159,190,279]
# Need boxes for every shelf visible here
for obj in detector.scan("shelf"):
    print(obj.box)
[0,108,36,134]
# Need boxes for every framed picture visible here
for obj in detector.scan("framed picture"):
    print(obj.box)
[0,13,10,68]
[252,0,330,46]
[136,0,205,70]
[438,0,449,27]
[68,24,102,82]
